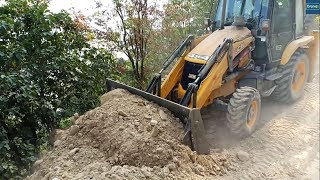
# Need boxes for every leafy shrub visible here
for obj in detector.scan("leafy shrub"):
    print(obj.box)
[0,0,117,178]
[58,117,73,129]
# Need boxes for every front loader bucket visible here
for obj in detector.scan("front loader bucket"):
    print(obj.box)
[106,79,210,154]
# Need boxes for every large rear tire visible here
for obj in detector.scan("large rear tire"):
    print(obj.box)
[226,87,261,138]
[273,51,309,103]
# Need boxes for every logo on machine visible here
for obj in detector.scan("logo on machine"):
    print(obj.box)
[188,54,210,61]
[188,74,197,79]
[306,0,320,14]
[276,45,282,51]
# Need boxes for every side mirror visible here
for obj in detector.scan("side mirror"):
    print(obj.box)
[261,19,271,32]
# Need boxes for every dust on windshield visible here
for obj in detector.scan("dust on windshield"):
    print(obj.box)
[215,0,269,27]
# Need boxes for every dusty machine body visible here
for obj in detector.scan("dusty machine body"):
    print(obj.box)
[107,0,319,154]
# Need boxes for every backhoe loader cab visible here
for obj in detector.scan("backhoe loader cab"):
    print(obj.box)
[214,0,311,67]
[107,0,319,154]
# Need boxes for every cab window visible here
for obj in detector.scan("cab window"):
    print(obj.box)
[272,0,293,33]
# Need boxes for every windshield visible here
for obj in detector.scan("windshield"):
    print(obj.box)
[215,0,269,29]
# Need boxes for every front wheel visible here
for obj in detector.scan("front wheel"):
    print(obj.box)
[226,87,261,138]
[273,51,310,103]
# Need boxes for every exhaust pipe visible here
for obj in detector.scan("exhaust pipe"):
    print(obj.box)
[220,0,227,29]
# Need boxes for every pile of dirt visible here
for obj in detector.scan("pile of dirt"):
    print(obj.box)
[27,89,231,180]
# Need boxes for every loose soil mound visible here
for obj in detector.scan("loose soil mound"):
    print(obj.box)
[27,89,230,180]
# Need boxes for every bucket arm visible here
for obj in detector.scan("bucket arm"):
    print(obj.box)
[146,35,194,97]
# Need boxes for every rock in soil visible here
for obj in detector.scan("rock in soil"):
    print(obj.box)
[73,113,79,122]
[150,119,158,126]
[118,110,128,117]
[151,126,160,137]
[68,148,80,156]
[144,114,152,120]
[27,89,231,180]
[159,109,168,121]
[53,140,62,147]
[236,151,250,162]
[33,159,43,167]
[69,125,80,136]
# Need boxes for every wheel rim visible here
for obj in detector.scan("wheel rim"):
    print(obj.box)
[292,60,306,93]
[247,100,258,128]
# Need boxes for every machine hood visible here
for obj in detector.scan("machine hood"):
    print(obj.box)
[186,26,253,63]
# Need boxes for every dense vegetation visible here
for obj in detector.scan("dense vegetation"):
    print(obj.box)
[0,1,218,176]
[0,0,117,178]
[2,0,219,178]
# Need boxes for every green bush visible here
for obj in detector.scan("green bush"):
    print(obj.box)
[58,117,73,129]
[0,0,117,178]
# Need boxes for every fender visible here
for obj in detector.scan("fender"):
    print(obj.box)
[280,36,314,65]
[308,30,319,81]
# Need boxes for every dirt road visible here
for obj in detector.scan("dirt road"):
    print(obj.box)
[203,80,319,179]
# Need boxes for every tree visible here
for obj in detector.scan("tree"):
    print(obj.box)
[114,0,163,87]
[0,0,117,178]
[90,0,162,88]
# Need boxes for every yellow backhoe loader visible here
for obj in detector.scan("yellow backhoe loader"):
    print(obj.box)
[107,0,319,154]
